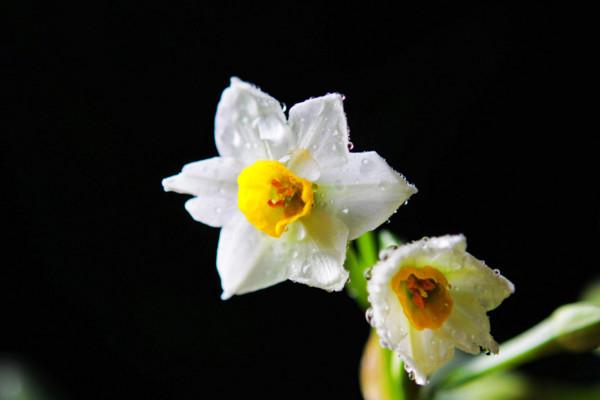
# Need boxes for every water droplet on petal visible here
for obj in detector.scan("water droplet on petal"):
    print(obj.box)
[365,308,374,324]
[378,245,398,261]
[364,268,373,280]
[302,264,310,273]
[377,182,387,191]
[281,102,287,112]
[493,269,501,276]
[347,142,354,150]
[296,224,307,240]
[360,158,373,174]
[292,250,299,258]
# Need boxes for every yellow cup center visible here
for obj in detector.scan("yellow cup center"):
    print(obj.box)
[391,266,453,330]
[237,160,314,237]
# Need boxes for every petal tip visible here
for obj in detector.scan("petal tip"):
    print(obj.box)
[220,291,233,300]
[161,176,176,192]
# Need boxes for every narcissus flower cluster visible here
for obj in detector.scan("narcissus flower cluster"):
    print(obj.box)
[163,78,514,384]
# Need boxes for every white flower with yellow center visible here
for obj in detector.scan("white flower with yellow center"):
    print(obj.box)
[163,78,417,299]
[367,235,514,385]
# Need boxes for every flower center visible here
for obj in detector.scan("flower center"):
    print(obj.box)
[391,266,453,330]
[237,160,314,238]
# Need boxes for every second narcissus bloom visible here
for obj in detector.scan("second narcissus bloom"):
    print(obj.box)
[163,78,417,299]
[367,235,514,385]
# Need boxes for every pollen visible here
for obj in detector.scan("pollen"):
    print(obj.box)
[237,160,314,238]
[391,266,453,330]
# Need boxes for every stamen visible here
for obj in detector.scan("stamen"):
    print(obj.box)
[391,266,453,330]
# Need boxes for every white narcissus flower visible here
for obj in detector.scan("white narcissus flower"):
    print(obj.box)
[163,78,417,299]
[367,235,514,385]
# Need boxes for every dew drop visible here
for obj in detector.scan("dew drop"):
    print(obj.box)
[292,250,299,258]
[302,264,310,273]
[365,308,374,324]
[359,158,373,174]
[347,141,354,150]
[377,182,387,191]
[341,208,349,214]
[364,268,373,280]
[378,245,398,261]
[493,269,501,276]
[281,102,287,112]
[296,224,307,240]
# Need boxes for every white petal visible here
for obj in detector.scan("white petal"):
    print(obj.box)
[442,291,498,354]
[162,157,243,227]
[216,212,289,299]
[319,152,417,239]
[287,209,349,291]
[288,93,349,169]
[400,327,456,385]
[215,78,295,164]
[285,149,321,181]
[216,209,349,299]
[429,236,515,311]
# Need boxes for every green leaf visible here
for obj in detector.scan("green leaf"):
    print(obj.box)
[345,245,370,310]
[435,302,600,390]
[345,231,379,310]
[433,371,600,400]
[357,231,378,266]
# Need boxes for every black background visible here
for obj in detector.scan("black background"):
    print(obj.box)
[4,2,598,399]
